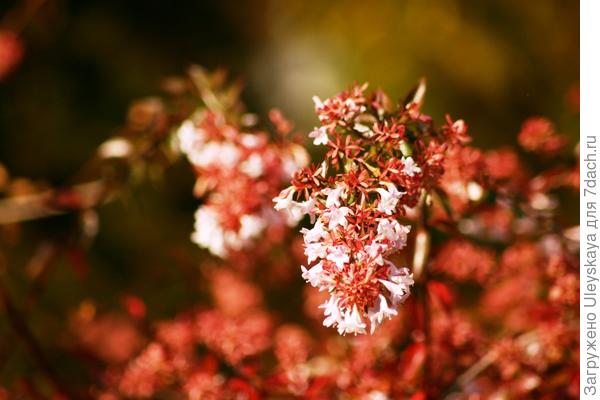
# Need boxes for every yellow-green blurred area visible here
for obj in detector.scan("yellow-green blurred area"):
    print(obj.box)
[0,0,579,386]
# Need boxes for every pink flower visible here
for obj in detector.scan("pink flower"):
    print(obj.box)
[320,295,343,328]
[326,245,350,269]
[376,183,404,215]
[367,295,398,334]
[324,206,351,229]
[305,242,328,263]
[401,156,421,177]
[377,219,410,248]
[323,185,346,208]
[309,126,329,146]
[301,219,327,244]
[301,262,326,287]
[337,305,367,335]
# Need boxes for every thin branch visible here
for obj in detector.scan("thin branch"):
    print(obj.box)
[0,278,89,400]
[443,330,540,398]
[412,190,432,395]
[0,180,107,225]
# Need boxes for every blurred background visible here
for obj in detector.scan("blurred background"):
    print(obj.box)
[0,0,579,387]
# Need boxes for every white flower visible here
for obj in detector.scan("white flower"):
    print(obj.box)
[301,219,328,244]
[177,120,204,154]
[281,197,317,224]
[239,214,266,241]
[223,230,244,252]
[239,133,263,148]
[379,264,414,305]
[367,295,398,334]
[273,188,295,212]
[273,188,305,226]
[365,391,389,400]
[192,142,240,169]
[377,219,411,249]
[389,265,415,287]
[239,153,264,177]
[402,156,421,177]
[376,183,404,214]
[297,198,317,222]
[338,305,367,335]
[320,295,342,327]
[361,243,385,265]
[301,262,326,287]
[309,126,329,146]
[379,279,410,305]
[322,185,346,208]
[326,245,350,269]
[305,242,328,263]
[191,206,227,257]
[218,143,242,168]
[312,95,324,110]
[324,206,351,230]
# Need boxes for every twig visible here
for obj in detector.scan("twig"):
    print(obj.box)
[0,278,88,399]
[412,190,431,395]
[443,330,539,398]
[0,180,107,225]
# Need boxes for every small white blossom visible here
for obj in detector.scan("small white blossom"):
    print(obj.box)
[377,219,411,249]
[322,185,346,208]
[273,188,305,225]
[239,133,262,148]
[239,214,266,241]
[191,206,227,257]
[324,206,351,230]
[376,183,404,215]
[301,219,328,244]
[297,198,317,222]
[402,156,421,177]
[305,242,328,264]
[379,279,410,305]
[379,265,414,305]
[193,142,240,169]
[309,126,329,146]
[301,262,326,287]
[312,95,324,110]
[326,245,350,269]
[240,153,264,177]
[338,305,367,335]
[177,120,204,154]
[273,188,295,212]
[320,295,343,327]
[362,243,385,265]
[367,295,398,334]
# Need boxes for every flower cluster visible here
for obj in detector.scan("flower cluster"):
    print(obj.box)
[179,108,308,258]
[274,83,471,335]
[518,117,568,155]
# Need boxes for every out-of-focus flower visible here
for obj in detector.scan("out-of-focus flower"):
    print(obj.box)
[0,31,24,81]
[179,106,309,258]
[69,304,143,364]
[431,239,496,283]
[518,117,567,154]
